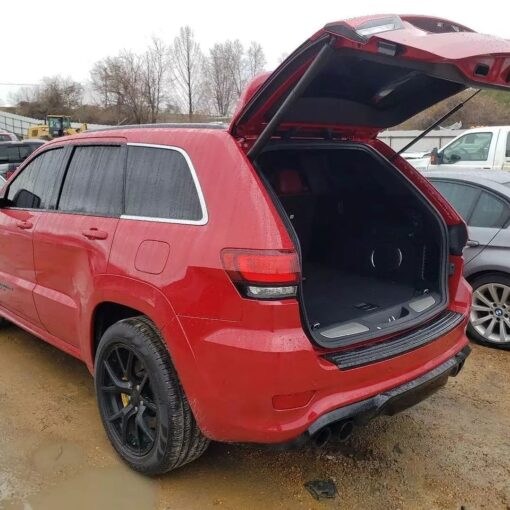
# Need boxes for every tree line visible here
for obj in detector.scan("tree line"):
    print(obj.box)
[9,28,510,129]
[11,26,267,125]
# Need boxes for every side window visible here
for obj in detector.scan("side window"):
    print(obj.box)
[59,146,123,216]
[470,191,510,228]
[124,146,203,221]
[442,132,493,163]
[431,181,480,222]
[7,148,66,209]
[18,145,34,161]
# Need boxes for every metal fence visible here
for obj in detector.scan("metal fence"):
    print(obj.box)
[378,129,465,153]
[0,110,109,139]
[0,111,41,139]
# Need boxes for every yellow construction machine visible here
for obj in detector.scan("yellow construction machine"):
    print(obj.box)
[27,115,87,140]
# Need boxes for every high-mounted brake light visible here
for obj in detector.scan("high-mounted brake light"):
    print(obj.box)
[355,16,404,38]
[221,249,300,299]
[357,23,398,37]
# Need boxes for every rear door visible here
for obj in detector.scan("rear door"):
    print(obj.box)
[33,144,125,348]
[464,188,510,264]
[0,147,67,325]
[431,179,510,263]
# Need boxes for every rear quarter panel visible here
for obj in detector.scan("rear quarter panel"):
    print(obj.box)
[464,227,510,279]
[106,130,293,321]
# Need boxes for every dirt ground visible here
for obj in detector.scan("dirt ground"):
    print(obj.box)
[0,324,509,510]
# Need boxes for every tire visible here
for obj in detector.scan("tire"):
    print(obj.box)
[468,273,510,350]
[0,317,7,327]
[94,316,209,474]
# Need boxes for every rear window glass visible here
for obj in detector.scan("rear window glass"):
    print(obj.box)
[59,146,123,216]
[470,191,510,228]
[431,181,480,222]
[124,146,203,221]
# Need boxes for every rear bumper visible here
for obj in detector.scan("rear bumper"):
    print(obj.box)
[306,344,470,438]
[169,303,470,444]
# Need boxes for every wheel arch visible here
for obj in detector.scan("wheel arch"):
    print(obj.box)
[465,269,510,284]
[85,275,192,373]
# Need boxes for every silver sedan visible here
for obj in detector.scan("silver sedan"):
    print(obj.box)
[424,170,510,349]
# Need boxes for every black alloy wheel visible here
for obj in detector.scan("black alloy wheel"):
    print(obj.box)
[95,317,210,474]
[100,344,158,456]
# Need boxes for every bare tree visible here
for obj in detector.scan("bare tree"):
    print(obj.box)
[118,51,148,124]
[10,86,36,105]
[205,43,236,116]
[39,76,83,111]
[246,41,266,79]
[172,26,204,120]
[203,38,267,116]
[143,37,171,123]
[225,40,245,98]
[90,60,112,108]
[90,52,148,124]
[13,76,83,118]
[90,56,124,122]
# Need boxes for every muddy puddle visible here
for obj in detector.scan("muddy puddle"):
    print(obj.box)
[1,324,509,509]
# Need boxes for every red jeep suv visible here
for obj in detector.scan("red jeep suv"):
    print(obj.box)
[1,15,509,475]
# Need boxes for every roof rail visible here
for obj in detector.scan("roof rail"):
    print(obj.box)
[88,122,228,133]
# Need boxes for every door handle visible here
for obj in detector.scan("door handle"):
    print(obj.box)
[466,239,480,247]
[16,220,33,230]
[82,228,108,240]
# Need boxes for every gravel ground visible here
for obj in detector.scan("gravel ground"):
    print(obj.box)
[0,323,508,509]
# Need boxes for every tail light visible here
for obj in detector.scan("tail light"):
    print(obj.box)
[221,249,300,299]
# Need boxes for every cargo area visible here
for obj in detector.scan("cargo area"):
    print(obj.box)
[257,144,447,346]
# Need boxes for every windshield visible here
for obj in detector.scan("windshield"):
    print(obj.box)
[48,117,64,129]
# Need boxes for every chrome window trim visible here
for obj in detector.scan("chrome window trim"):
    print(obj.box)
[121,143,208,226]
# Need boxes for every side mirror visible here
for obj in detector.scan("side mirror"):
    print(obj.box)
[11,189,40,209]
[430,147,441,165]
[0,196,11,208]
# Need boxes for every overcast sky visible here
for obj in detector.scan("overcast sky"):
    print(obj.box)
[1,0,509,105]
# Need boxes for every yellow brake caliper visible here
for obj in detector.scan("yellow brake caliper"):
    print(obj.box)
[121,377,130,407]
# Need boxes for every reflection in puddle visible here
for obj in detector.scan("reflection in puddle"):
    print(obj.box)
[3,466,156,510]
